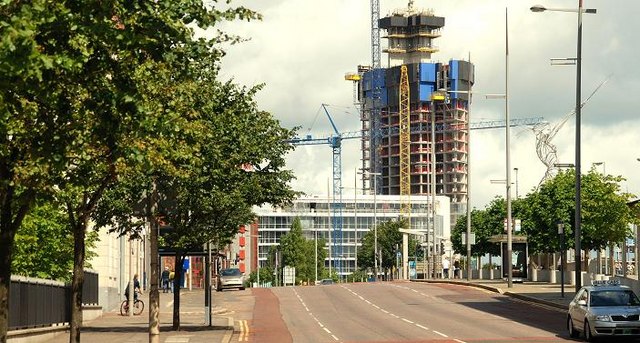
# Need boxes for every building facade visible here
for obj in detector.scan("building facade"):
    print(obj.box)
[250,194,450,277]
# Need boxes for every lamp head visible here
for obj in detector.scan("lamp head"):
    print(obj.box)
[530,5,546,12]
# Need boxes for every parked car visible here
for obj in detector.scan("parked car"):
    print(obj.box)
[319,279,334,285]
[567,280,640,341]
[216,268,245,291]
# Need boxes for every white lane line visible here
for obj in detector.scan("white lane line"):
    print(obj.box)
[292,288,340,341]
[402,318,414,324]
[415,324,429,330]
[433,330,448,337]
[390,314,400,318]
[454,339,467,343]
[381,309,389,313]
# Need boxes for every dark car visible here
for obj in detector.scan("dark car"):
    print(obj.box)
[319,279,334,285]
[216,268,245,291]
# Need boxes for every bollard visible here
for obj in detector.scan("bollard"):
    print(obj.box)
[531,268,538,282]
[550,269,556,284]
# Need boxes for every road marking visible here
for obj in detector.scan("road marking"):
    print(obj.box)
[415,324,429,330]
[454,339,467,343]
[237,319,249,342]
[165,337,189,343]
[381,309,389,313]
[433,330,448,337]
[390,314,400,318]
[402,318,414,324]
[292,288,340,341]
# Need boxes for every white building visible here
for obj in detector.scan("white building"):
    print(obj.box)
[252,194,450,277]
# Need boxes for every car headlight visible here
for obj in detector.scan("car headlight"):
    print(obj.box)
[594,315,611,321]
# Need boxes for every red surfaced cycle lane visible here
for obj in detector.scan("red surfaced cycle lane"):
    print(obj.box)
[250,288,292,343]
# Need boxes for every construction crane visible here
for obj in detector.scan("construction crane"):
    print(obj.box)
[287,104,359,277]
[289,108,544,275]
[399,65,411,217]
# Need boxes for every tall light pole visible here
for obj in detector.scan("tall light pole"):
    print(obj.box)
[514,168,519,199]
[354,168,358,272]
[359,170,381,280]
[371,172,381,280]
[531,1,597,292]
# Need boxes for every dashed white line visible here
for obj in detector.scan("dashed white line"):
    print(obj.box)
[433,330,448,337]
[331,335,339,341]
[454,339,467,343]
[415,324,429,330]
[402,318,414,324]
[323,327,332,334]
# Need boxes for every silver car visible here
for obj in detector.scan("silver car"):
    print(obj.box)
[216,268,245,291]
[568,281,640,341]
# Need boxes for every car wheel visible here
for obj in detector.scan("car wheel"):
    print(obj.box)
[567,316,579,338]
[584,320,594,342]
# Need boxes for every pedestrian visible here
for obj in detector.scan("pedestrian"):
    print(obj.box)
[169,270,175,293]
[161,266,170,293]
[453,259,461,279]
[125,274,142,302]
[442,258,450,279]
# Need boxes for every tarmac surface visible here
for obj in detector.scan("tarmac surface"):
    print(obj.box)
[38,278,578,343]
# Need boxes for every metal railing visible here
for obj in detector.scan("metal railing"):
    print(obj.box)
[8,270,99,330]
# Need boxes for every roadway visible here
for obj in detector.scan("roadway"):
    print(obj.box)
[247,281,570,343]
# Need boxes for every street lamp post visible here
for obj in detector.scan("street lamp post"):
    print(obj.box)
[557,222,566,298]
[359,170,381,280]
[514,168,519,199]
[531,1,597,292]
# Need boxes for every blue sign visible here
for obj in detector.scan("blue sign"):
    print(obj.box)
[183,259,190,271]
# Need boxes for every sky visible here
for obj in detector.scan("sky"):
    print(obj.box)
[215,0,640,210]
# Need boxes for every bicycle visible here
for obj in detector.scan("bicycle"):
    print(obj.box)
[120,292,144,316]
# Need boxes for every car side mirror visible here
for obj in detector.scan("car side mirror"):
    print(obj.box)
[578,300,587,306]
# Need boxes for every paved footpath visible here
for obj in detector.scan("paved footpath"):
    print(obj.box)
[47,290,236,343]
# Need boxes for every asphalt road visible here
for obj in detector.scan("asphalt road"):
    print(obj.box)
[256,281,571,343]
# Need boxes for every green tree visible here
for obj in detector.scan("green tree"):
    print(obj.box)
[523,169,635,256]
[12,201,98,282]
[280,218,311,284]
[357,219,416,278]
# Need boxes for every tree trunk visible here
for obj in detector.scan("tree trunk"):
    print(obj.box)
[148,181,160,343]
[69,221,86,343]
[0,225,17,343]
[172,254,185,330]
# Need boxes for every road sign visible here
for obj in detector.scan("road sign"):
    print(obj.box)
[462,233,476,245]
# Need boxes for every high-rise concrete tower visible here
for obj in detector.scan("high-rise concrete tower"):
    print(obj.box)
[357,4,474,228]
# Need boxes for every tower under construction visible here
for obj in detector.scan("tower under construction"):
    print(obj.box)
[355,4,474,226]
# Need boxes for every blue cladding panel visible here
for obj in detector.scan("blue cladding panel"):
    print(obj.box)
[419,63,438,102]
[450,60,459,80]
[362,69,387,106]
[419,63,437,82]
[419,84,435,102]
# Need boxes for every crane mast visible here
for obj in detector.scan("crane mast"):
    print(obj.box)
[399,65,411,217]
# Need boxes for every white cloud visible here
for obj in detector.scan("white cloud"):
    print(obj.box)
[219,0,640,209]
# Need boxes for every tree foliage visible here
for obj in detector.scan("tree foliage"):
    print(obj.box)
[451,169,638,259]
[357,219,417,276]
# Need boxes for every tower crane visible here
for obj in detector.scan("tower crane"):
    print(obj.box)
[287,104,359,276]
[288,104,544,277]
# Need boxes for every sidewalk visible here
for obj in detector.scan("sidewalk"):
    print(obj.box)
[46,290,235,343]
[412,278,575,310]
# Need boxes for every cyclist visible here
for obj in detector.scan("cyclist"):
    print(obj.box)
[124,274,142,303]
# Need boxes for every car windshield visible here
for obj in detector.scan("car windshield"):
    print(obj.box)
[221,269,241,277]
[590,290,640,307]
